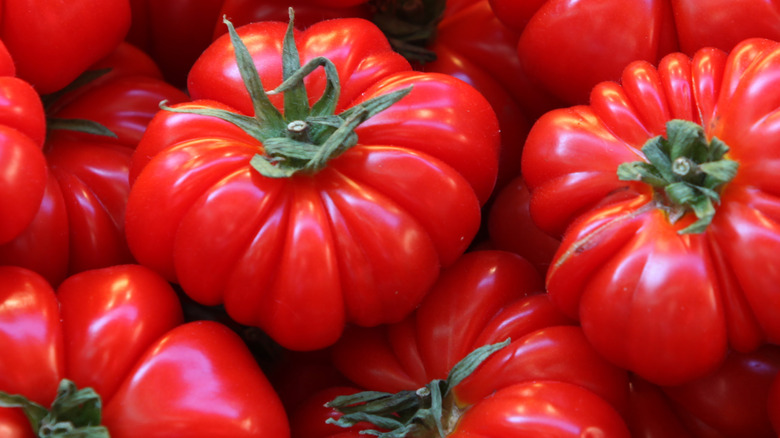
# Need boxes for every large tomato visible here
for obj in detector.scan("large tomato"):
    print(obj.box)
[0,43,188,286]
[0,0,131,94]
[0,265,289,438]
[522,38,780,385]
[0,40,47,245]
[125,16,499,351]
[294,250,631,437]
[489,0,780,110]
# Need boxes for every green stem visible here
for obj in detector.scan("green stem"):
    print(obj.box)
[326,339,510,437]
[42,68,118,140]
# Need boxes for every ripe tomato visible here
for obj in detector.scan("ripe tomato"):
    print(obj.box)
[296,250,631,437]
[125,16,499,351]
[0,265,289,438]
[522,38,780,385]
[490,0,780,109]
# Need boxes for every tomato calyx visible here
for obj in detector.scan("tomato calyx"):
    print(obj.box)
[326,339,509,437]
[0,379,109,437]
[42,68,119,140]
[369,0,446,63]
[617,119,738,234]
[160,10,412,178]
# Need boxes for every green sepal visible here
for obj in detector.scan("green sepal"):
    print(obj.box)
[249,154,295,178]
[159,101,271,142]
[262,137,322,161]
[222,16,286,133]
[640,137,676,182]
[617,119,738,234]
[616,161,667,187]
[46,118,118,139]
[278,7,309,122]
[0,391,49,432]
[664,181,699,206]
[667,119,707,163]
[326,338,510,438]
[700,159,739,183]
[0,379,109,438]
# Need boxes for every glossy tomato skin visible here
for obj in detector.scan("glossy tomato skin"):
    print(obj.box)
[101,321,290,437]
[126,18,499,351]
[0,266,63,408]
[301,250,631,437]
[489,0,780,108]
[0,0,131,94]
[0,265,290,438]
[0,40,47,245]
[522,39,780,385]
[451,381,631,437]
[412,0,536,187]
[0,43,189,286]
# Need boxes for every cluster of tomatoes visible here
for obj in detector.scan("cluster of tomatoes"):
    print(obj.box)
[2,0,780,437]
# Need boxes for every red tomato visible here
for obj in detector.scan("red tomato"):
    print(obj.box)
[489,0,780,109]
[0,40,47,245]
[0,43,189,286]
[628,346,780,437]
[125,17,499,351]
[0,0,131,94]
[296,250,631,437]
[0,265,289,438]
[522,39,780,385]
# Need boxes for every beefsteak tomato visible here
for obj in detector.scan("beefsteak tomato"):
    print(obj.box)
[489,0,780,109]
[296,250,631,437]
[125,15,499,351]
[0,264,289,438]
[522,38,780,385]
